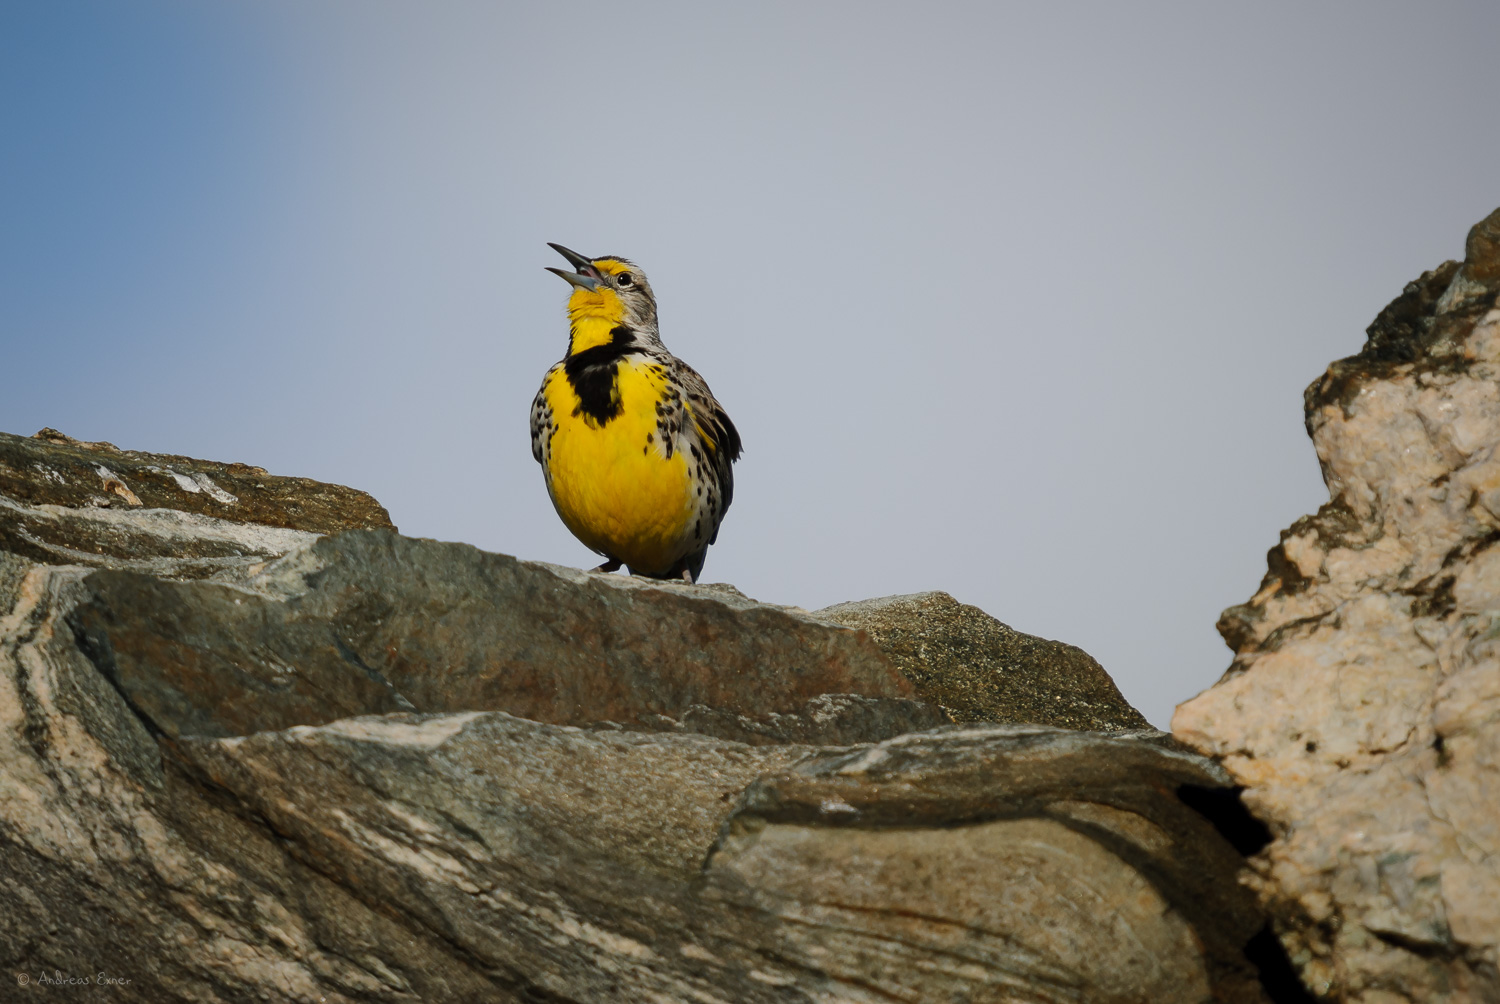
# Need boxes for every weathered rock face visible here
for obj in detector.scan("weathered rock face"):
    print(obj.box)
[1175,208,1500,1002]
[0,430,1275,1001]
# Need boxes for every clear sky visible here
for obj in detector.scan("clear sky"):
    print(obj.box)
[4,1,1498,726]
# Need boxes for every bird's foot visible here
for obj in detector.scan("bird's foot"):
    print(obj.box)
[680,568,694,583]
[591,558,622,574]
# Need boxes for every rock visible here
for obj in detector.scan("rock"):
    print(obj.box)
[638,692,952,746]
[0,428,392,576]
[2,562,1269,1002]
[1175,207,1500,1002]
[68,529,917,738]
[175,717,1267,1003]
[820,591,1151,730]
[0,555,511,1001]
[718,725,1269,1003]
[0,433,1271,1001]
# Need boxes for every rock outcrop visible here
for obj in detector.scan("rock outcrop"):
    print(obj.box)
[0,429,1274,1001]
[1175,208,1500,1002]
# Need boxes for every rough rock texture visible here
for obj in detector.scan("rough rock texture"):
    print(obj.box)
[1175,207,1500,1002]
[0,428,393,576]
[821,591,1151,730]
[0,432,1272,1001]
[636,692,952,746]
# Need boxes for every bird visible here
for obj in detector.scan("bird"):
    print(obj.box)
[530,243,741,583]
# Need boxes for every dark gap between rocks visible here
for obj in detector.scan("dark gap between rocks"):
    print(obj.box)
[1244,925,1317,1004]
[1176,784,1272,856]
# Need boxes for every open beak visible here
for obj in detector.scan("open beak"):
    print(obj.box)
[545,243,602,291]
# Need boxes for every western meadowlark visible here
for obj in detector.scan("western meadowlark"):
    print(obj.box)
[530,243,741,582]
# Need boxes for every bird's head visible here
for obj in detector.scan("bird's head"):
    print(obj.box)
[546,244,658,352]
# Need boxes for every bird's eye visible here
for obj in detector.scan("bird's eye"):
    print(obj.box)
[616,273,634,287]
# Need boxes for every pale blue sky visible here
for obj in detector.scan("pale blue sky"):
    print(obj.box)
[5,1,1498,726]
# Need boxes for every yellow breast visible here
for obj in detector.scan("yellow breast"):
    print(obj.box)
[542,359,696,575]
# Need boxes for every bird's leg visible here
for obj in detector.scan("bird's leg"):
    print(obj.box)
[680,568,694,583]
[591,558,622,574]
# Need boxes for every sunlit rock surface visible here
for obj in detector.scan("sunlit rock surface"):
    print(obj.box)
[1176,207,1500,1002]
[821,591,1151,731]
[0,429,1272,1002]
